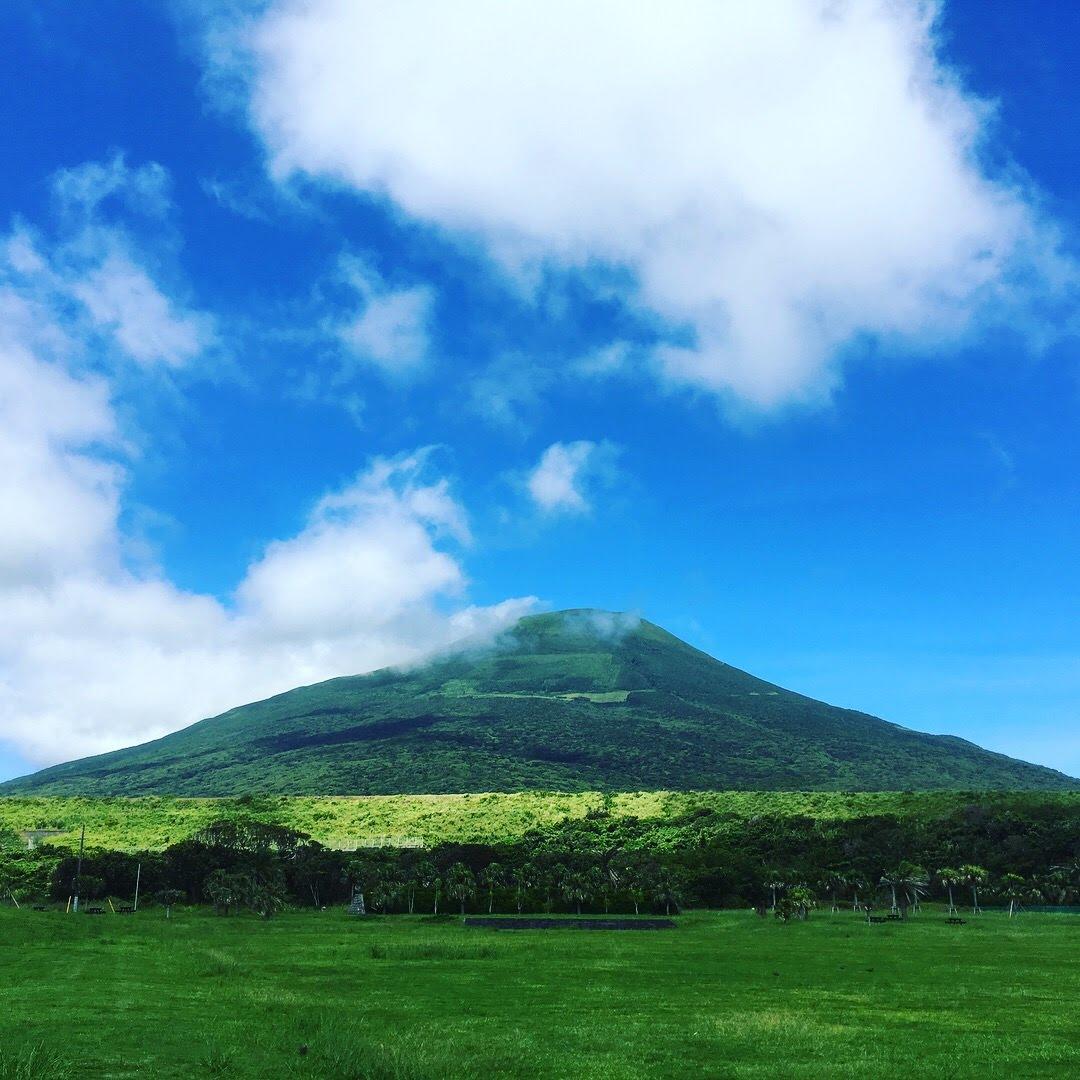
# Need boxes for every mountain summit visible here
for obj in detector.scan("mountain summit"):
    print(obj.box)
[2,610,1074,795]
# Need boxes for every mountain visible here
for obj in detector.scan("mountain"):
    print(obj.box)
[2,610,1075,795]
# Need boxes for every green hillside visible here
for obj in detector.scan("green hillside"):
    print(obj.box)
[2,610,1075,795]
[2,790,1078,852]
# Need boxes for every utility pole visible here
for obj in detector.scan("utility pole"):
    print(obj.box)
[133,862,141,912]
[73,825,85,914]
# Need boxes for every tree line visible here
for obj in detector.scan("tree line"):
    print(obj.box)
[2,799,1077,917]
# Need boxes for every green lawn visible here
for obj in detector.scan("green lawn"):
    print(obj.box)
[1,908,1077,1078]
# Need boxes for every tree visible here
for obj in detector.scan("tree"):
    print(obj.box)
[819,871,848,913]
[508,865,535,914]
[0,858,17,908]
[849,875,870,912]
[416,860,442,915]
[959,865,987,914]
[1047,860,1080,905]
[775,886,815,922]
[400,853,429,915]
[368,869,402,914]
[612,852,652,915]
[896,862,929,914]
[343,854,390,915]
[625,871,650,916]
[937,868,962,915]
[557,866,595,915]
[999,873,1027,918]
[763,871,787,912]
[445,863,475,915]
[292,846,341,909]
[155,888,184,919]
[598,862,621,914]
[654,866,686,917]
[247,872,286,919]
[879,870,902,915]
[205,869,246,915]
[478,862,504,914]
[79,874,104,902]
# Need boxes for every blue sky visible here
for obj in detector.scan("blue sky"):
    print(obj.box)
[0,0,1077,781]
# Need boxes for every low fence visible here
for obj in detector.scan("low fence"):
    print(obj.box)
[324,836,425,851]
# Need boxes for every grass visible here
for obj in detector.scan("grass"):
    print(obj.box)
[4,790,1078,851]
[0,906,1077,1078]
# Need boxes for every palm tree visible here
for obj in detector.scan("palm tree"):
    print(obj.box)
[624,867,650,915]
[478,862,504,914]
[938,868,962,915]
[1047,860,1080,905]
[763,871,787,912]
[879,870,902,914]
[400,854,429,914]
[849,875,870,912]
[445,863,476,915]
[416,860,440,915]
[959,865,987,914]
[896,862,929,914]
[653,867,686,917]
[610,852,648,914]
[598,859,622,913]
[999,873,1027,918]
[509,866,536,914]
[558,867,597,915]
[368,871,401,914]
[818,871,848,913]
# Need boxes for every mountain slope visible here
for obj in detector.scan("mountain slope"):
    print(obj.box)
[2,610,1075,795]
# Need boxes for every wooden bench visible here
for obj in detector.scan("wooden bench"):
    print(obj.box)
[117,906,135,914]
[867,915,888,924]
[885,913,904,921]
[945,917,966,925]
[84,906,105,915]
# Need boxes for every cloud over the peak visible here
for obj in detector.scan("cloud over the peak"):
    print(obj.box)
[212,0,1073,408]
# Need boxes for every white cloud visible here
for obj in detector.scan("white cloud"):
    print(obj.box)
[527,440,604,514]
[0,398,533,765]
[73,252,212,368]
[468,353,550,432]
[335,256,433,375]
[5,157,216,372]
[51,155,173,221]
[0,293,119,586]
[0,180,533,769]
[211,0,1073,407]
[236,452,471,638]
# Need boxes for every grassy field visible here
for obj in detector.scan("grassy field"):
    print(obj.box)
[4,790,1078,851]
[0,906,1076,1078]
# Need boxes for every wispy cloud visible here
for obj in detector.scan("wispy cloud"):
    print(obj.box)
[334,255,434,376]
[527,440,619,515]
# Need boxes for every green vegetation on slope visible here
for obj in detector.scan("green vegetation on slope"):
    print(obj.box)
[0,908,1077,1079]
[3,611,1075,795]
[4,790,1079,851]
[4,790,1077,919]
